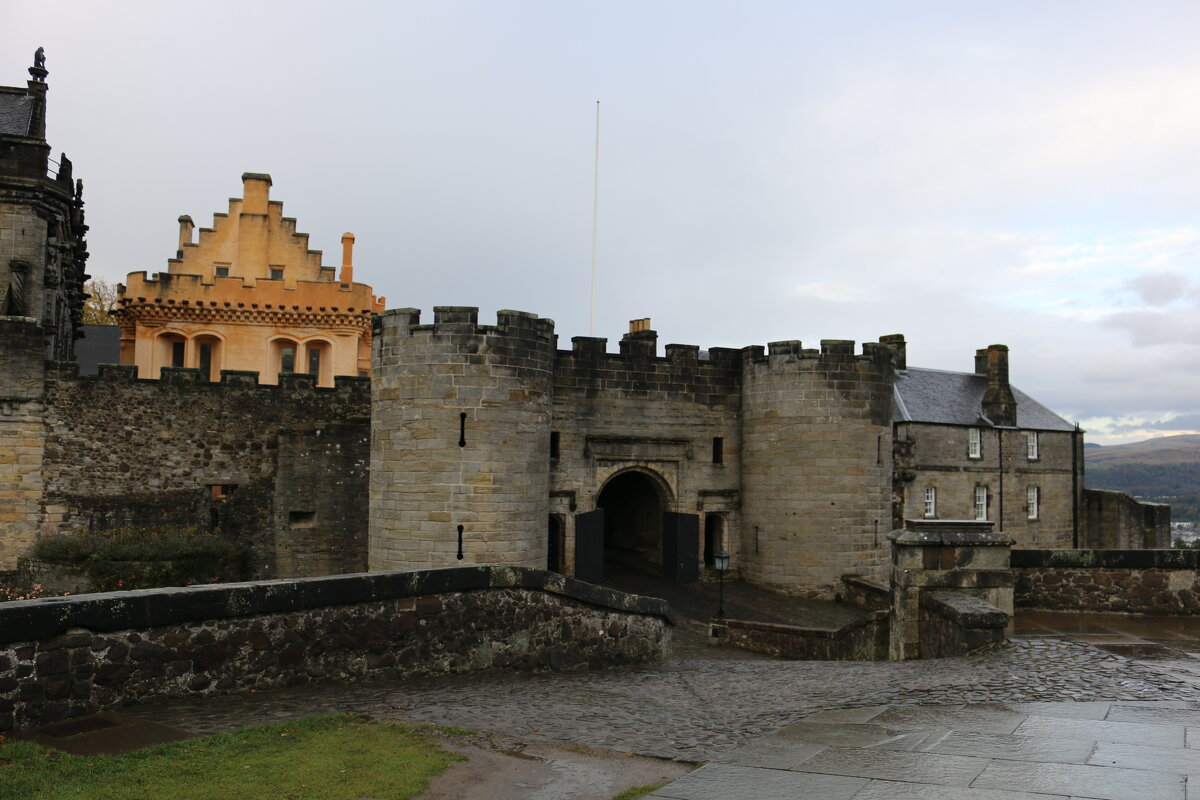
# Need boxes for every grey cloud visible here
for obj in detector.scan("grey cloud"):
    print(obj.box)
[1126,272,1192,306]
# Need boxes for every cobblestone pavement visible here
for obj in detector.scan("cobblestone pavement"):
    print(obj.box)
[126,638,1200,763]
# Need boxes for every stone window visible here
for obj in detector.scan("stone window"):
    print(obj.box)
[968,428,982,459]
[923,487,937,518]
[550,431,560,459]
[1027,430,1039,460]
[171,340,185,368]
[712,436,724,464]
[270,266,284,280]
[214,266,229,278]
[1027,486,1040,520]
[974,485,988,521]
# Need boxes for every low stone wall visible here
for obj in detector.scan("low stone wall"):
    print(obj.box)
[0,566,672,731]
[1082,489,1171,549]
[1014,549,1200,614]
[919,591,1007,658]
[709,611,889,661]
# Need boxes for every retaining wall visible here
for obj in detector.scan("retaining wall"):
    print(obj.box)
[1014,549,1200,614]
[0,566,672,731]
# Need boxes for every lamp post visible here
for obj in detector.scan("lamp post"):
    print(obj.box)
[714,550,730,619]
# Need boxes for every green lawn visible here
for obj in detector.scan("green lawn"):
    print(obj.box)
[0,714,464,800]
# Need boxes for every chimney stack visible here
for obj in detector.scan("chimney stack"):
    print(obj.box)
[979,344,1017,426]
[879,334,906,370]
[240,172,272,215]
[340,233,355,283]
[177,215,194,255]
[620,317,657,358]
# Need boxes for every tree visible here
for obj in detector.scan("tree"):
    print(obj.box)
[81,278,118,325]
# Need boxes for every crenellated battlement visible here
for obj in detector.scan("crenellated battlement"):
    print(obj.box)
[377,306,556,343]
[742,338,895,372]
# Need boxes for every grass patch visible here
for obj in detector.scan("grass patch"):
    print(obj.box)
[611,785,667,800]
[0,714,464,800]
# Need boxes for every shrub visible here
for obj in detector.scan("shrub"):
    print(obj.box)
[30,526,246,592]
[33,526,241,563]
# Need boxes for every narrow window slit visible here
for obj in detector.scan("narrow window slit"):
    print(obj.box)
[459,412,467,447]
[457,524,464,560]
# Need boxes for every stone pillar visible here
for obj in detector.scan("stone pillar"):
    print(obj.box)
[888,520,1013,660]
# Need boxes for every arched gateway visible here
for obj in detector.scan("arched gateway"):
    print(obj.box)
[574,468,698,584]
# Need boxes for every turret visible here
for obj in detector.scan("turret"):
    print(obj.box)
[738,338,896,597]
[369,307,556,569]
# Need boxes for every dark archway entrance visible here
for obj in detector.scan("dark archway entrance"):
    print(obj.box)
[597,470,666,569]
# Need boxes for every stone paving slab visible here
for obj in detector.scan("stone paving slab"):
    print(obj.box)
[973,759,1185,800]
[1014,715,1186,748]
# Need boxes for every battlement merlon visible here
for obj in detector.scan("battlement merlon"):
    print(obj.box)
[742,338,896,371]
[375,307,556,342]
[116,271,384,315]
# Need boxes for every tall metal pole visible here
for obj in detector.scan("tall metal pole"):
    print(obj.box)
[589,100,600,337]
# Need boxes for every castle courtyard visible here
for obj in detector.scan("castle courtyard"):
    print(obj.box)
[72,613,1199,799]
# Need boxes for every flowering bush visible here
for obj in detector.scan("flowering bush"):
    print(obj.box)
[0,584,68,602]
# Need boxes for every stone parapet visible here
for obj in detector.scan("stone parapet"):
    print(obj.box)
[1014,548,1200,614]
[889,521,1014,660]
[0,566,672,731]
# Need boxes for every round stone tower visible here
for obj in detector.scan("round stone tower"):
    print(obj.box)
[369,307,556,570]
[738,339,895,598]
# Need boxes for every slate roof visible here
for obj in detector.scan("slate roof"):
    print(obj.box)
[893,367,1075,431]
[0,91,34,137]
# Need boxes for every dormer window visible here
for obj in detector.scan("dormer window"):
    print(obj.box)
[968,428,982,459]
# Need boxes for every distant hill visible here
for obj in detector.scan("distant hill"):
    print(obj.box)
[1086,434,1200,523]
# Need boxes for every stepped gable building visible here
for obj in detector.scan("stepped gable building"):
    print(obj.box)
[890,341,1084,548]
[114,174,384,386]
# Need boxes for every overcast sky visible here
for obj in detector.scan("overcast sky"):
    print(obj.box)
[5,1,1198,445]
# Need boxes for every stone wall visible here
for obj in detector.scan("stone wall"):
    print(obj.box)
[0,318,46,569]
[33,364,369,577]
[0,566,671,731]
[1014,549,1200,614]
[918,591,1007,658]
[709,612,888,661]
[1082,489,1171,549]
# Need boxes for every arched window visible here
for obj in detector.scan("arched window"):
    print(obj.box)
[271,338,299,382]
[192,334,222,382]
[155,332,187,378]
[303,339,332,386]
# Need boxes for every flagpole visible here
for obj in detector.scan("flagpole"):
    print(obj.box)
[589,100,600,337]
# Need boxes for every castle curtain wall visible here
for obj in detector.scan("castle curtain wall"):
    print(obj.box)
[35,365,369,577]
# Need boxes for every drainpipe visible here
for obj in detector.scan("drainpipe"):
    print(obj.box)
[997,428,1004,531]
[1072,423,1081,549]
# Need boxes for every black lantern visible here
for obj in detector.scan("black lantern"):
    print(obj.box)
[714,550,730,618]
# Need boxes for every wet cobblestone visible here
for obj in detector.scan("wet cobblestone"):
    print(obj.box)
[124,638,1200,762]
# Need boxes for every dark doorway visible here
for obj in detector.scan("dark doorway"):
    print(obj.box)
[547,514,565,573]
[597,470,666,568]
[704,514,723,568]
[575,509,604,583]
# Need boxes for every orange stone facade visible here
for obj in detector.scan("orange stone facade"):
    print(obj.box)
[114,173,384,386]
